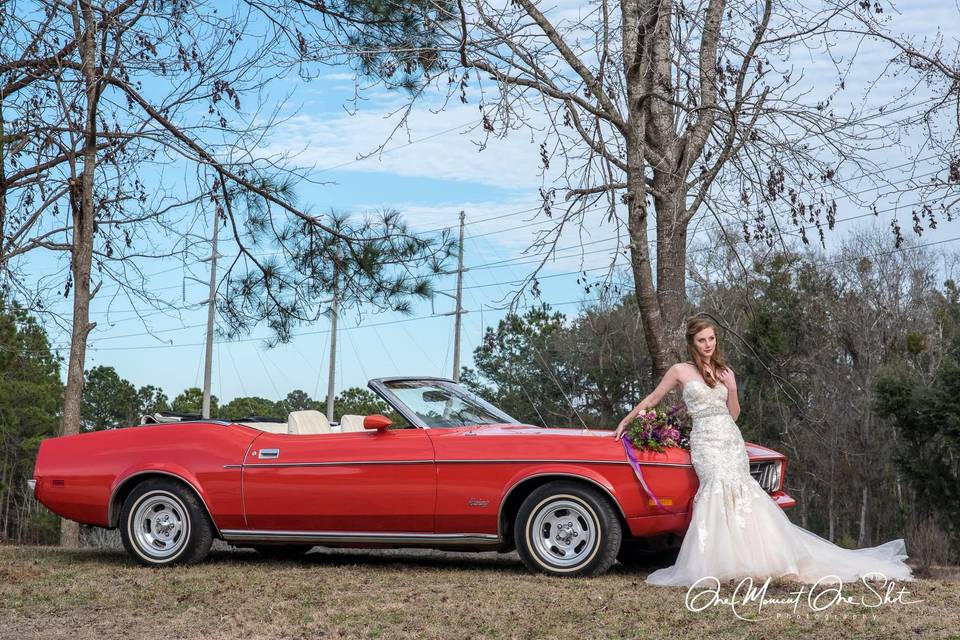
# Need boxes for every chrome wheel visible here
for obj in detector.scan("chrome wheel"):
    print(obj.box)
[130,490,190,560]
[528,496,599,568]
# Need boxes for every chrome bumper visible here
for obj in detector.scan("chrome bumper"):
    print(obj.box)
[27,479,36,492]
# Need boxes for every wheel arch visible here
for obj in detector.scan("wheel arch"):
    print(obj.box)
[109,470,220,537]
[497,472,629,547]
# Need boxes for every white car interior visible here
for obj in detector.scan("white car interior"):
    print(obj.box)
[337,415,366,432]
[286,410,333,435]
[143,405,398,435]
[234,411,376,435]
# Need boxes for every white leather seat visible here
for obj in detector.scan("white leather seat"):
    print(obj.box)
[287,410,332,435]
[338,415,366,433]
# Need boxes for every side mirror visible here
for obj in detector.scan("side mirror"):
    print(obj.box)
[363,414,393,431]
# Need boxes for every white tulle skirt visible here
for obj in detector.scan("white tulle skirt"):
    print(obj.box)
[644,473,915,587]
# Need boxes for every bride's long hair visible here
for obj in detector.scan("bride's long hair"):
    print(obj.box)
[685,317,729,388]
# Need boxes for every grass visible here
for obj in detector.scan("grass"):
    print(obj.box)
[1,545,958,640]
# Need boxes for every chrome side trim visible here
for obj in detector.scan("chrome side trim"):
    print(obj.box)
[236,460,434,469]
[108,470,221,536]
[436,459,686,467]
[225,459,689,469]
[221,529,501,546]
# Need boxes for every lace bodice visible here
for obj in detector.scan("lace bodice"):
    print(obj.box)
[681,379,730,419]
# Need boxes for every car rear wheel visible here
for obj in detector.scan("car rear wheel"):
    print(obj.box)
[514,480,622,577]
[119,478,214,566]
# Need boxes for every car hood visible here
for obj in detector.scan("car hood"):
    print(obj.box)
[455,423,785,459]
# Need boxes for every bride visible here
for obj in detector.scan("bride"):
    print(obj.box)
[614,316,915,587]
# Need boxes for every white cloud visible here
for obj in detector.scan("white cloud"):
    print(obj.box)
[261,100,557,191]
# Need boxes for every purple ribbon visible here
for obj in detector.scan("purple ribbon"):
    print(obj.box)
[621,435,670,513]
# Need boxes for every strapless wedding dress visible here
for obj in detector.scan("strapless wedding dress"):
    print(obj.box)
[644,379,914,587]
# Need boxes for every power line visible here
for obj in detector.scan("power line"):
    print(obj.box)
[52,232,959,353]
[72,98,955,307]
[52,192,953,348]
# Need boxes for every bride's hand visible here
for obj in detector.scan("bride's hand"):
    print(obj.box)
[718,367,737,390]
[614,419,629,441]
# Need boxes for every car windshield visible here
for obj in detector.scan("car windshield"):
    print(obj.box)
[382,380,517,428]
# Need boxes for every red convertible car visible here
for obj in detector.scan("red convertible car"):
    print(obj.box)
[31,377,795,576]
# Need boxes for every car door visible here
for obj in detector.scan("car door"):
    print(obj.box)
[241,427,436,532]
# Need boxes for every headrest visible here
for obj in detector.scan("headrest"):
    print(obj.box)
[338,415,367,432]
[287,410,332,435]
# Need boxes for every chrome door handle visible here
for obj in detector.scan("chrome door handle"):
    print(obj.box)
[258,448,280,459]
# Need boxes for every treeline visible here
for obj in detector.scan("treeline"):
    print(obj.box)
[461,230,959,566]
[0,316,396,543]
[2,230,958,568]
[78,368,396,429]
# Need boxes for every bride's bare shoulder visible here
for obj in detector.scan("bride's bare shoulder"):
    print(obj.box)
[669,362,696,386]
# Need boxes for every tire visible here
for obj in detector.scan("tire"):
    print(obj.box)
[514,480,622,577]
[617,539,681,568]
[250,544,314,560]
[119,478,214,567]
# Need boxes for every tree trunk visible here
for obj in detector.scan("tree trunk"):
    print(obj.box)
[828,488,835,542]
[653,193,689,365]
[625,141,670,381]
[60,0,99,548]
[858,484,870,547]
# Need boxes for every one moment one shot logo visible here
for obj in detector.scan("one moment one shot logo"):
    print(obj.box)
[685,573,923,621]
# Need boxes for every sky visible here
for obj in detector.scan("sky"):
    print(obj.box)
[13,0,960,412]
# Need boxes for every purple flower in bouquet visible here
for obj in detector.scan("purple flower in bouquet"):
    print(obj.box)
[624,403,691,453]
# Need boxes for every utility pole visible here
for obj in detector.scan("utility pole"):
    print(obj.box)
[452,210,465,382]
[431,211,468,382]
[326,265,338,422]
[201,211,219,419]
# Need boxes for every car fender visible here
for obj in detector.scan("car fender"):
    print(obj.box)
[498,464,628,529]
[109,464,218,534]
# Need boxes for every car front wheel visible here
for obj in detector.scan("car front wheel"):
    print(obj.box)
[119,478,214,566]
[514,480,622,577]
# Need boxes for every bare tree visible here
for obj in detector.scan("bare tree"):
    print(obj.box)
[851,7,960,229]
[2,0,453,546]
[295,0,949,378]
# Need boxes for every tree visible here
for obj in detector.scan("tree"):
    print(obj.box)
[81,366,139,430]
[219,396,281,420]
[3,1,454,546]
[0,297,62,543]
[218,207,456,345]
[331,387,402,424]
[172,388,218,417]
[687,226,948,546]
[852,8,960,225]
[308,0,949,380]
[463,297,654,429]
[464,305,576,427]
[137,386,170,417]
[558,297,653,427]
[873,279,960,553]
[280,389,322,414]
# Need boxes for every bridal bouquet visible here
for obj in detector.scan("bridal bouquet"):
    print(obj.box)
[624,403,691,453]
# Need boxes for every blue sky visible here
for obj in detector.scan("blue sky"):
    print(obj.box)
[15,0,960,411]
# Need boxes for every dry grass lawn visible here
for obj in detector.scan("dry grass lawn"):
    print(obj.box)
[1,545,958,640]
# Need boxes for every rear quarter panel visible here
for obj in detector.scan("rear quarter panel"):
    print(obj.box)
[34,423,257,530]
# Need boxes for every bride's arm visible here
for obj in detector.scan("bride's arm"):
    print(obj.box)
[721,367,740,421]
[614,364,681,439]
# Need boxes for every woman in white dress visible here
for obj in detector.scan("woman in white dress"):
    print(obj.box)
[614,316,914,587]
